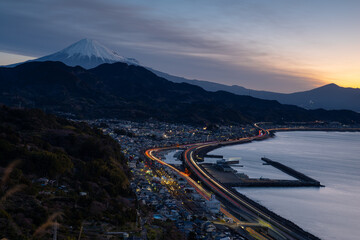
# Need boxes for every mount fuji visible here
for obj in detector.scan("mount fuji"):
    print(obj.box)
[9,38,139,69]
[3,39,359,112]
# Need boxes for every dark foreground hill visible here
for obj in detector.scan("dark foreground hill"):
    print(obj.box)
[1,61,359,124]
[0,106,135,239]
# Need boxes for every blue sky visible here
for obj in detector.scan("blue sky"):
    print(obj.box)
[0,0,359,92]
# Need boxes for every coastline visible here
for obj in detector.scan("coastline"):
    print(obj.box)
[268,127,360,133]
[145,127,360,239]
[186,127,360,239]
[199,126,360,161]
[218,130,360,240]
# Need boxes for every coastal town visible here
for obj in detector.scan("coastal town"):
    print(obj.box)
[79,118,359,239]
[1,105,359,239]
[86,119,255,239]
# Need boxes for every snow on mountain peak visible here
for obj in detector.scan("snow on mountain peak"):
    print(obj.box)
[32,38,139,69]
[60,39,122,60]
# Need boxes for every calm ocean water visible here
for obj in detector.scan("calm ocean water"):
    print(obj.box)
[209,131,360,240]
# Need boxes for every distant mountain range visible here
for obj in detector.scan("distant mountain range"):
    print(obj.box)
[5,39,359,112]
[1,61,359,125]
[152,70,360,112]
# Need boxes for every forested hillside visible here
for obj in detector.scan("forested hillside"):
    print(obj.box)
[0,105,135,239]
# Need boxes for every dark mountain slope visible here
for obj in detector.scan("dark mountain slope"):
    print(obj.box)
[0,61,359,124]
[0,62,103,110]
[152,70,360,112]
[6,38,358,112]
[279,84,360,111]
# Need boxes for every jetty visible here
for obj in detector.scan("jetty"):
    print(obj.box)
[204,154,223,158]
[261,157,322,185]
[200,156,323,187]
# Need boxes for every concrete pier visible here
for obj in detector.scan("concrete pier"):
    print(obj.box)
[204,154,223,158]
[261,157,322,186]
[201,160,322,187]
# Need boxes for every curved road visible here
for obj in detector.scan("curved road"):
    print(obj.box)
[183,139,317,240]
[145,127,319,240]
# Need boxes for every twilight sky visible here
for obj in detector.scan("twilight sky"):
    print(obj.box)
[0,0,359,92]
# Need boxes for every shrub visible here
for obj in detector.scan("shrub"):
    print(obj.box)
[27,150,73,177]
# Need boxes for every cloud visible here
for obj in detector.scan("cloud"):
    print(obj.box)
[0,52,34,65]
[0,0,329,92]
[0,0,230,55]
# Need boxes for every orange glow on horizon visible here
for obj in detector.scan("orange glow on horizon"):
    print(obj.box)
[261,59,360,90]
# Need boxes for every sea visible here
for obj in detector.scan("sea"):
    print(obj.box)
[208,131,360,240]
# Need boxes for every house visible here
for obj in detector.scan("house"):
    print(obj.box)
[205,195,220,214]
[183,221,194,233]
[36,177,49,186]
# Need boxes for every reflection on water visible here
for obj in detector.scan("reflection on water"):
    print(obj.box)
[210,131,360,240]
[163,150,182,164]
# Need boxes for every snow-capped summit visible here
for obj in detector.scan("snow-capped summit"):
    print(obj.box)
[36,38,139,69]
[9,38,139,69]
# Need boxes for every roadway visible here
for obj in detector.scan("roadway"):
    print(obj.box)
[183,139,318,240]
[145,126,320,240]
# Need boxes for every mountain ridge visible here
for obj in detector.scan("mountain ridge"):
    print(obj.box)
[152,70,360,112]
[3,39,359,112]
[0,61,359,125]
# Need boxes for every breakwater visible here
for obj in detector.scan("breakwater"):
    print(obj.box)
[185,135,322,240]
[194,131,323,187]
[204,154,223,158]
[202,163,322,187]
[261,157,322,186]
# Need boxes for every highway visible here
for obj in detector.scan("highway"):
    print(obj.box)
[183,141,316,240]
[145,126,320,240]
[145,147,262,240]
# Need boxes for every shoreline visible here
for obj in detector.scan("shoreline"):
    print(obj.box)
[268,127,360,133]
[193,128,360,238]
[202,127,360,158]
[145,127,359,239]
[182,129,322,239]
[186,127,360,239]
